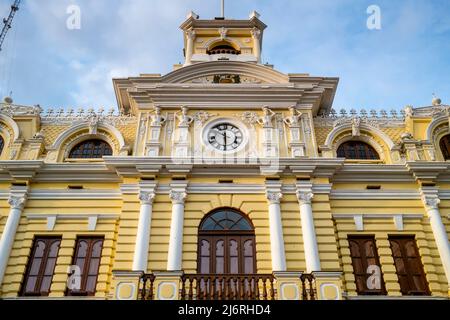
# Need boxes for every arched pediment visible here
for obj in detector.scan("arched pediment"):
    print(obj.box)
[162,61,289,84]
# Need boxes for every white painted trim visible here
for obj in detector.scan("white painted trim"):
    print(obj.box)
[426,114,449,142]
[324,122,395,150]
[25,213,119,220]
[27,190,122,200]
[393,215,404,231]
[25,213,119,232]
[332,213,424,219]
[51,122,125,151]
[0,114,20,141]
[353,215,364,231]
[330,190,421,200]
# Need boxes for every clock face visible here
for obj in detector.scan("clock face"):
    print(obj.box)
[207,123,244,151]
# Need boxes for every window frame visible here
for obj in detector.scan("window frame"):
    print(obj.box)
[388,235,430,296]
[20,236,62,297]
[66,236,104,297]
[67,139,113,159]
[337,141,380,160]
[347,235,387,295]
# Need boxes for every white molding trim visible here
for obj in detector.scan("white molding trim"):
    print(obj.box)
[0,113,20,141]
[330,190,421,200]
[27,190,122,200]
[25,213,119,231]
[332,213,423,231]
[324,122,395,150]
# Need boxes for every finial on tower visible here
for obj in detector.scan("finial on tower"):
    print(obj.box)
[432,93,442,106]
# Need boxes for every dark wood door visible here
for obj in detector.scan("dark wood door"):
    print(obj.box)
[198,234,256,275]
[389,236,430,295]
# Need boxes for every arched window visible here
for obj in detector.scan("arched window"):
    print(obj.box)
[207,44,241,55]
[200,209,253,231]
[337,141,380,160]
[0,135,4,155]
[198,208,255,275]
[439,134,450,160]
[68,139,112,159]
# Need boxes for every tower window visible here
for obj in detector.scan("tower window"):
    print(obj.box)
[337,141,380,160]
[439,134,450,160]
[207,44,241,55]
[68,139,113,159]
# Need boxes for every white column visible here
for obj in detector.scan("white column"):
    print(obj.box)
[167,186,187,271]
[0,194,27,286]
[266,190,287,272]
[296,189,321,273]
[132,190,156,272]
[251,27,262,64]
[184,29,196,66]
[421,195,450,287]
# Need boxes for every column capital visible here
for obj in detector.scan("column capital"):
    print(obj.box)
[185,28,196,39]
[421,195,440,211]
[251,27,262,40]
[420,187,440,211]
[169,190,187,204]
[266,190,282,204]
[139,191,155,205]
[296,191,314,205]
[8,195,27,210]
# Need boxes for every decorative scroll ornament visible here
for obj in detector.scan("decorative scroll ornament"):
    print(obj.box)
[193,111,217,125]
[8,196,27,210]
[238,111,260,126]
[296,191,314,205]
[266,191,282,204]
[169,190,187,204]
[139,191,156,205]
[0,103,42,116]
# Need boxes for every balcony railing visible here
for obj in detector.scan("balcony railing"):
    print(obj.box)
[181,274,276,300]
[139,273,316,301]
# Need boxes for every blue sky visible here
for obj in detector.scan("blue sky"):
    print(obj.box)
[0,0,449,111]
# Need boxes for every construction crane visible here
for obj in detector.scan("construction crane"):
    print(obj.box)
[0,0,21,52]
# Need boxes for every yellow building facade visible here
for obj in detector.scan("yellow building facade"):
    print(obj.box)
[0,12,449,300]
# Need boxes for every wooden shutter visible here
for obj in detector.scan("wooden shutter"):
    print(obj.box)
[389,236,430,295]
[21,237,61,296]
[348,236,386,295]
[67,237,104,296]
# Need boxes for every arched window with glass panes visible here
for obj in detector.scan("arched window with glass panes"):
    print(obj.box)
[440,134,450,160]
[68,139,112,159]
[337,141,380,160]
